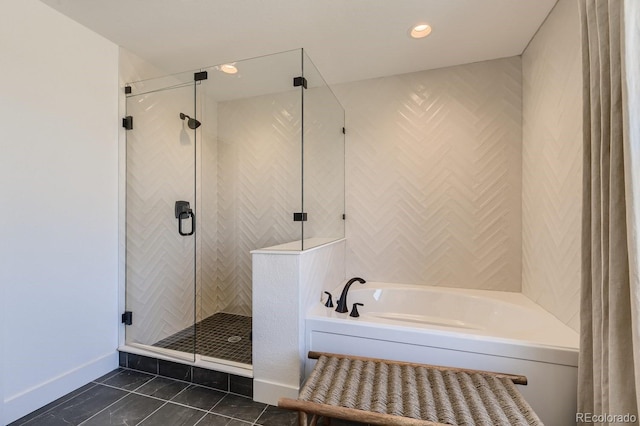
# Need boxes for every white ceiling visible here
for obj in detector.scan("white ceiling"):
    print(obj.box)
[40,0,558,85]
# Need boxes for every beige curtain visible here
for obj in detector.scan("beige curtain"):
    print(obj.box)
[578,0,640,422]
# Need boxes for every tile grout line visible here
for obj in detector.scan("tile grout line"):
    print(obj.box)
[77,390,133,426]
[153,399,208,414]
[164,381,191,401]
[100,369,253,402]
[96,381,215,416]
[20,367,256,426]
[18,367,129,425]
[133,400,169,426]
[124,366,253,399]
[205,393,267,425]
[206,393,261,423]
[207,391,226,413]
[130,387,210,414]
[95,368,126,383]
[205,411,258,425]
[78,370,165,425]
[253,405,269,425]
[18,383,99,426]
[192,414,207,426]
[119,366,230,394]
[185,411,209,426]
[97,377,253,419]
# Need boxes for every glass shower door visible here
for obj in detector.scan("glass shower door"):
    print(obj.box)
[125,77,197,361]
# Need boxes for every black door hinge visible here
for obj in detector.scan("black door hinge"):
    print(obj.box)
[293,76,308,89]
[293,212,308,222]
[194,71,208,81]
[342,127,346,134]
[122,116,133,130]
[121,311,133,325]
[124,86,132,94]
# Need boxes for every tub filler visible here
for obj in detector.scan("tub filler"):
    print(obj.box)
[305,282,579,426]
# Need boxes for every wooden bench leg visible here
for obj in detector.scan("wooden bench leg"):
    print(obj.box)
[309,415,328,426]
[298,411,307,426]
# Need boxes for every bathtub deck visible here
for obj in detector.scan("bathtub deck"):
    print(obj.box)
[279,351,543,426]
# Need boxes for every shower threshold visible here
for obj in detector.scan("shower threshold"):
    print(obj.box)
[153,312,252,365]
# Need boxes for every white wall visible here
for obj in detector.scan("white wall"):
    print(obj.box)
[522,0,582,332]
[334,57,523,291]
[0,1,119,423]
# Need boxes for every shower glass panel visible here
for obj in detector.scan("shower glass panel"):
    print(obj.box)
[301,51,346,250]
[124,70,197,362]
[195,50,302,364]
[123,49,344,367]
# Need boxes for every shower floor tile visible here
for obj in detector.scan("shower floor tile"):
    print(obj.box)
[153,313,252,365]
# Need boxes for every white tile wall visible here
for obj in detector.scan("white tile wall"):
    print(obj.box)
[122,25,583,336]
[123,51,349,333]
[214,91,302,315]
[334,57,523,291]
[198,91,220,320]
[522,0,582,332]
[252,239,346,405]
[125,83,198,345]
[302,84,346,244]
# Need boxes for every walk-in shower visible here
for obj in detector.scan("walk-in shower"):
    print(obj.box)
[121,49,345,373]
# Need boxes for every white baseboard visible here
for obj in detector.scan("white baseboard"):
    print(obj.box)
[253,378,299,406]
[2,351,118,425]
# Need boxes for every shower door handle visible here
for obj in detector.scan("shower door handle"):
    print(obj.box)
[178,211,195,236]
[175,201,195,236]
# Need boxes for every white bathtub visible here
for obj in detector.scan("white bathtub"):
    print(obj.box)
[305,282,579,426]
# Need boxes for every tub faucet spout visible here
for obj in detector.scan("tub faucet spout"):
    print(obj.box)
[335,277,366,313]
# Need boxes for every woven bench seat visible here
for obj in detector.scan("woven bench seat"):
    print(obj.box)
[278,352,543,426]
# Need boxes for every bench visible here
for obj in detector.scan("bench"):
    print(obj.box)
[278,351,543,426]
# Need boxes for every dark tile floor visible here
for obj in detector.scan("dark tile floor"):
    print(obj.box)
[9,369,367,426]
[154,313,252,365]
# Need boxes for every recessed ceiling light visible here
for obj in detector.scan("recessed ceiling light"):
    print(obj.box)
[219,64,238,74]
[410,23,432,39]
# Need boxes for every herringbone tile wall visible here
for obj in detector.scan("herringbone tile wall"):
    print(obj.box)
[198,94,220,321]
[333,57,523,291]
[126,87,304,340]
[214,90,302,316]
[303,84,346,245]
[522,0,582,332]
[124,29,582,342]
[125,84,198,346]
[125,66,339,340]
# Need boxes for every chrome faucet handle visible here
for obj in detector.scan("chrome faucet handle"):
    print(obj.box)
[324,291,334,308]
[350,303,364,318]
